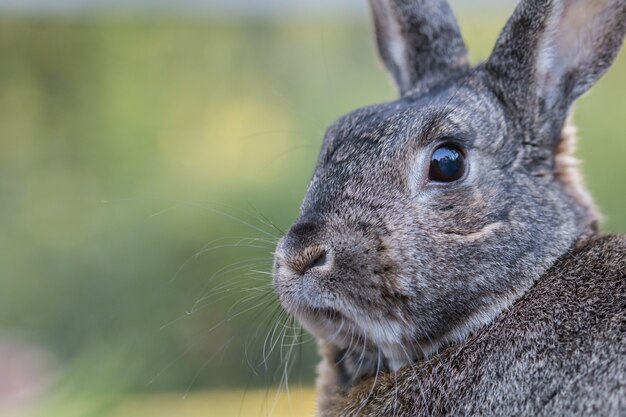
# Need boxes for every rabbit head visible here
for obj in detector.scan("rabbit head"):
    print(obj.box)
[273,0,626,378]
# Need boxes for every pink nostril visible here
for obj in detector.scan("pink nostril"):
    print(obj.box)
[290,246,328,275]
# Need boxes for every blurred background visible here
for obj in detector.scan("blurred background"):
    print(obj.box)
[0,1,624,416]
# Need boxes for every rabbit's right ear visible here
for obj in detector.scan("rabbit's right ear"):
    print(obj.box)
[368,0,470,96]
[487,0,626,166]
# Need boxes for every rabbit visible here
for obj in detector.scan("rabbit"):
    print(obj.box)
[271,0,626,416]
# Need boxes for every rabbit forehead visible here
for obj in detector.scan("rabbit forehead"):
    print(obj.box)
[322,78,505,160]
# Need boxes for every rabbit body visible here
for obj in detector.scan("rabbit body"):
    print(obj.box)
[271,0,626,415]
[320,234,626,416]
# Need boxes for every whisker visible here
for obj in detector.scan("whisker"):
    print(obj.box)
[192,258,273,307]
[168,236,275,285]
[355,348,382,415]
[400,343,431,417]
[246,202,287,237]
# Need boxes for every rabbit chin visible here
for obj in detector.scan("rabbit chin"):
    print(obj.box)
[292,304,417,372]
[278,285,424,373]
[281,278,524,374]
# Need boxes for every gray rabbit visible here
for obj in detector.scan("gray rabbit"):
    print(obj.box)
[272,0,626,415]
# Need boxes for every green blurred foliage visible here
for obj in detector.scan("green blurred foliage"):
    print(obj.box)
[0,12,624,408]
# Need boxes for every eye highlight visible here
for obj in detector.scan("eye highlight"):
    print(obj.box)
[429,144,466,183]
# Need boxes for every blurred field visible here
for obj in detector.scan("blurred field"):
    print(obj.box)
[0,9,625,417]
[5,388,315,417]
[110,389,316,417]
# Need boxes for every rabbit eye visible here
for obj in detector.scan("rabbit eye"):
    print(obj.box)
[429,144,466,182]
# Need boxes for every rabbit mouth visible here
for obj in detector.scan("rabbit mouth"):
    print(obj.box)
[281,289,413,358]
[288,303,359,347]
[292,301,424,380]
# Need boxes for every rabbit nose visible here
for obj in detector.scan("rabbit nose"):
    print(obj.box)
[288,245,328,275]
[281,222,330,275]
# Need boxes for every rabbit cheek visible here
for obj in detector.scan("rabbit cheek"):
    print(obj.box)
[424,189,502,238]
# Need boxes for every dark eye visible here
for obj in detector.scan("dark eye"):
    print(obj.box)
[429,144,466,182]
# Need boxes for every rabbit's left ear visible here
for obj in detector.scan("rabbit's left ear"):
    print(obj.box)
[369,0,470,96]
[488,0,626,149]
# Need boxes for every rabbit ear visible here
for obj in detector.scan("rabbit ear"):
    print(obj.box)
[487,0,626,150]
[369,0,470,96]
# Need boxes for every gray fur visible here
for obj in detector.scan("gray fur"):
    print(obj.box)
[323,235,626,416]
[272,0,626,415]
[369,0,470,94]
